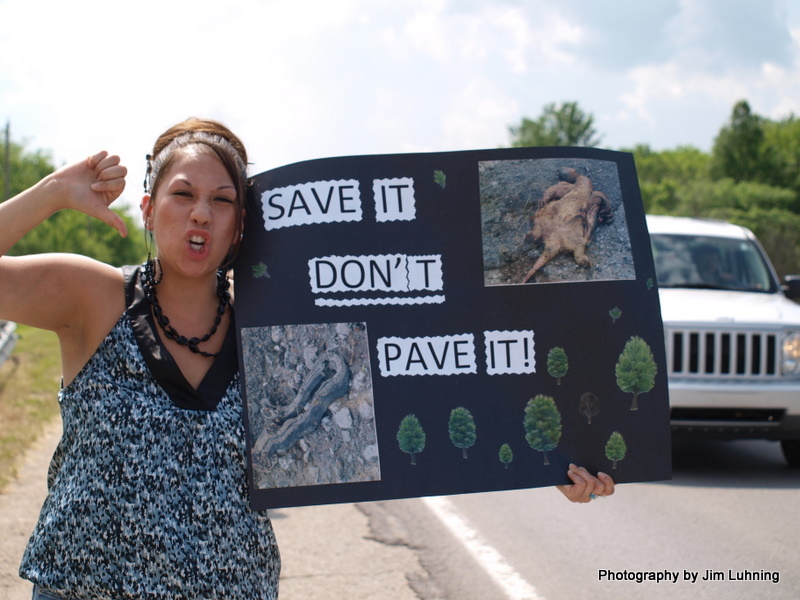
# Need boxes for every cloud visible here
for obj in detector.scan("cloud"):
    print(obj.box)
[672,0,794,71]
[561,0,682,69]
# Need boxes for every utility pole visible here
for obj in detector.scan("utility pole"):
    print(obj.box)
[3,121,9,202]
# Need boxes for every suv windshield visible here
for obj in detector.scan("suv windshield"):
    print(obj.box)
[651,234,777,293]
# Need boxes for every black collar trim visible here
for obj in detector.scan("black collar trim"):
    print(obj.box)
[123,265,237,411]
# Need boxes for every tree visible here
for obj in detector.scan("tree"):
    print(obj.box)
[605,431,627,469]
[509,101,602,148]
[547,347,568,385]
[10,209,145,266]
[616,336,657,410]
[1,131,53,201]
[498,443,513,469]
[629,144,711,186]
[761,115,800,195]
[578,392,599,424]
[710,100,767,183]
[626,144,713,215]
[397,414,426,465]
[625,100,800,280]
[523,395,562,465]
[448,407,477,458]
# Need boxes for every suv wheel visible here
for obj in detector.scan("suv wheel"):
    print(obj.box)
[781,440,800,468]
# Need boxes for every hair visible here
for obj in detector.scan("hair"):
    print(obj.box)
[145,117,249,267]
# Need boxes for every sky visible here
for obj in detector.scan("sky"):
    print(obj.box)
[2,0,800,213]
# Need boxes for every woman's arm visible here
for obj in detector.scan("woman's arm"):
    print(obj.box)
[0,151,128,334]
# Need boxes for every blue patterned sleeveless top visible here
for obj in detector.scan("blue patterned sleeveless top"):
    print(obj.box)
[19,265,280,599]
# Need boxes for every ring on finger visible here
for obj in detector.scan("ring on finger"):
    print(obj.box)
[589,492,603,500]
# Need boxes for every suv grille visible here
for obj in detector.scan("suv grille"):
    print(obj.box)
[666,327,779,380]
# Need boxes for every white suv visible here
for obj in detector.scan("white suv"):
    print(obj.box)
[648,215,800,467]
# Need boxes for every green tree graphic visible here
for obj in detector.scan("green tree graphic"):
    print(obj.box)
[498,443,513,469]
[397,414,426,465]
[605,431,627,469]
[616,336,657,410]
[448,407,477,458]
[524,395,563,465]
[547,347,569,385]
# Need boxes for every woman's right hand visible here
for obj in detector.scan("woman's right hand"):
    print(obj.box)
[52,151,129,237]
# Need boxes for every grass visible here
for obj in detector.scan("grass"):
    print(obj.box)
[0,324,61,491]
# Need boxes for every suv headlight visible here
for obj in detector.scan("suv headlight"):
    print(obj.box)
[781,332,800,375]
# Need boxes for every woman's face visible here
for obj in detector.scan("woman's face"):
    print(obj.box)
[143,147,241,278]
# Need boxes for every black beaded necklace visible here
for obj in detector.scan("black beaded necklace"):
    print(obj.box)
[142,259,230,358]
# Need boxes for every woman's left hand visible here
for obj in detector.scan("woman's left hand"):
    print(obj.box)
[556,464,615,503]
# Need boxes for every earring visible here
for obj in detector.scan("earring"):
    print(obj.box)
[143,226,162,285]
[144,255,163,286]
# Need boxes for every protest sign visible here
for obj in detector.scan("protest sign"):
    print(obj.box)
[234,146,671,509]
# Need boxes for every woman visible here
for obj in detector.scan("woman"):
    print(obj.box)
[0,118,612,599]
[1,119,280,599]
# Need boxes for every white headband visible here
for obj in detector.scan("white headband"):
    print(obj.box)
[143,131,247,194]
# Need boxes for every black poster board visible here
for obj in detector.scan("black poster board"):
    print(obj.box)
[234,146,671,510]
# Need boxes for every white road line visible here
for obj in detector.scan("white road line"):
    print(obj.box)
[422,496,545,600]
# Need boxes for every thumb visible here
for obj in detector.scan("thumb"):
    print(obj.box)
[94,205,129,238]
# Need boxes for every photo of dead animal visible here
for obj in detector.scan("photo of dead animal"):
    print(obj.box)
[521,167,613,283]
[479,158,635,286]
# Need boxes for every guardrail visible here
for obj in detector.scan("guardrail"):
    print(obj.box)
[0,320,18,369]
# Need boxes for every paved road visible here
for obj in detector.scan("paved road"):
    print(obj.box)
[374,439,800,599]
[5,425,797,600]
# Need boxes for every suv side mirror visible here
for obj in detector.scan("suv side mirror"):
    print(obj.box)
[783,275,800,301]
